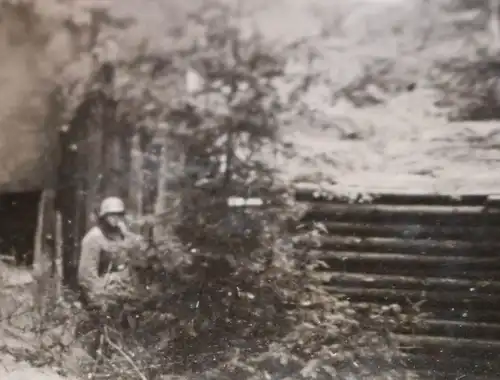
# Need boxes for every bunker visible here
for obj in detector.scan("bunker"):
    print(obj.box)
[0,1,89,267]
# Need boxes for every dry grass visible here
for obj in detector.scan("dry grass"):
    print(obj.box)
[0,260,87,379]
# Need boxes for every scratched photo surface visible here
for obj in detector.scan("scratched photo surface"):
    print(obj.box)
[0,0,496,379]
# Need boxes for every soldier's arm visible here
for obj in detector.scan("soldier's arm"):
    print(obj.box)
[123,230,147,250]
[118,221,147,250]
[78,234,106,299]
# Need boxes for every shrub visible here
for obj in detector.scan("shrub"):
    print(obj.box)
[433,50,500,120]
[38,1,419,379]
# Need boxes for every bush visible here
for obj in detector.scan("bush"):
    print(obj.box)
[40,2,420,379]
[74,198,416,380]
[433,49,500,120]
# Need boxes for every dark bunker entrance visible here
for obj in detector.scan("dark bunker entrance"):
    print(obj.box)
[0,190,41,267]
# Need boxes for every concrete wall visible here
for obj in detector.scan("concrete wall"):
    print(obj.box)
[0,2,89,192]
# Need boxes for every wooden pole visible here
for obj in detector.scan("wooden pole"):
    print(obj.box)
[54,211,63,298]
[154,142,168,240]
[33,189,47,278]
[129,133,144,232]
[84,99,104,230]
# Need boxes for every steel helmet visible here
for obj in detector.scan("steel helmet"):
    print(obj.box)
[99,196,126,217]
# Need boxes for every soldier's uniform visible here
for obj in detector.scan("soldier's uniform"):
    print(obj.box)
[76,197,144,358]
[78,225,142,307]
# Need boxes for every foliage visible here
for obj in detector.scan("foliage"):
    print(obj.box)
[0,0,438,379]
[4,0,500,379]
[299,0,500,118]
[433,51,500,120]
[43,2,421,380]
[427,0,500,120]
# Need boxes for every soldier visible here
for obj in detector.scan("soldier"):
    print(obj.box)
[77,196,145,358]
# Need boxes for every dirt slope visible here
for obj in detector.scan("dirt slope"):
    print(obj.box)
[0,262,83,380]
[280,89,500,194]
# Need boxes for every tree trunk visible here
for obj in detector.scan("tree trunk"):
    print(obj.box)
[32,189,59,315]
[129,133,144,232]
[154,141,168,239]
[54,211,63,298]
[56,96,93,288]
[33,190,48,277]
[84,99,105,230]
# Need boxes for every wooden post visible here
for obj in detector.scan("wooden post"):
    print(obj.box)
[56,96,93,288]
[119,123,133,203]
[101,96,130,200]
[32,189,59,314]
[153,132,183,238]
[154,142,168,240]
[129,133,144,230]
[54,211,63,298]
[84,98,105,231]
[33,189,48,277]
[36,89,61,275]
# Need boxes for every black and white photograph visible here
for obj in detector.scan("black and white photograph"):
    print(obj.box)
[0,0,498,379]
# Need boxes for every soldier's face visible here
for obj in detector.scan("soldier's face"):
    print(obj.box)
[105,213,125,227]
